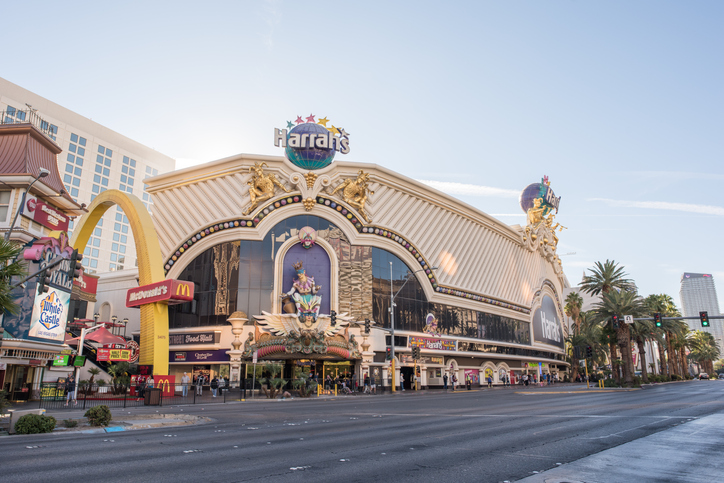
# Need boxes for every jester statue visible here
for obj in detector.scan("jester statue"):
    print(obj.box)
[283,261,323,325]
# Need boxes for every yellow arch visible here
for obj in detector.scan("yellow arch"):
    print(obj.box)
[69,189,169,375]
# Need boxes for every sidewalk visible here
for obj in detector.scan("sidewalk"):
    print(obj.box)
[517,412,724,482]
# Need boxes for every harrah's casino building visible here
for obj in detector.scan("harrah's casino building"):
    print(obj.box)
[142,115,569,388]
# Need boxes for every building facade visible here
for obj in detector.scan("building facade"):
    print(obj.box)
[132,128,570,388]
[680,272,723,352]
[0,77,175,274]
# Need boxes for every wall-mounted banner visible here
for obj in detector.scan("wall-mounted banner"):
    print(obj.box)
[126,279,194,307]
[28,289,70,342]
[409,336,456,351]
[532,295,564,349]
[23,195,70,232]
[97,348,131,362]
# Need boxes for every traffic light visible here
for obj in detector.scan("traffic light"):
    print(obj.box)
[36,269,49,295]
[364,318,370,334]
[612,314,619,329]
[700,311,709,327]
[386,347,391,360]
[69,248,83,280]
[412,346,420,360]
[586,346,593,358]
[330,310,336,326]
[654,313,662,327]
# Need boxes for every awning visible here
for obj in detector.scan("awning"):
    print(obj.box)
[69,326,127,346]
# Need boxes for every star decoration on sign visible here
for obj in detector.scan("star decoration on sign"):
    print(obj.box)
[306,114,316,123]
[338,128,349,139]
[328,125,340,135]
[295,116,304,125]
[317,116,329,127]
[286,120,294,129]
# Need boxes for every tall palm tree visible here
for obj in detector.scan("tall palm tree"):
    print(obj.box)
[564,291,584,334]
[644,294,680,379]
[629,317,655,383]
[0,238,26,316]
[580,260,635,384]
[593,289,646,386]
[566,311,602,381]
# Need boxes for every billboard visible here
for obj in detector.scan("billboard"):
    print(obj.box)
[532,295,564,349]
[28,289,71,342]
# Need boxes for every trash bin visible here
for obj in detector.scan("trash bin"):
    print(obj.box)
[144,388,161,406]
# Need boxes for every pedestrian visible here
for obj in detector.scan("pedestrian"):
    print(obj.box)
[325,375,333,391]
[399,373,405,391]
[136,375,146,401]
[364,373,370,394]
[487,375,492,388]
[181,372,190,397]
[443,373,448,390]
[370,374,377,394]
[196,374,204,395]
[64,374,77,406]
[147,375,154,389]
[451,374,457,391]
[210,376,219,397]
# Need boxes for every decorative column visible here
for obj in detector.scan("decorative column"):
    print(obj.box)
[360,333,373,382]
[226,311,249,388]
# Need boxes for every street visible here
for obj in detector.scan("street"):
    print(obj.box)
[2,381,724,482]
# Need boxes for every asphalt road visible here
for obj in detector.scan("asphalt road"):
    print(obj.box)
[2,381,723,483]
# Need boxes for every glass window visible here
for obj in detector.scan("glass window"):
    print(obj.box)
[123,216,128,224]
[72,177,80,187]
[90,259,98,268]
[93,238,100,247]
[119,245,126,253]
[112,243,119,251]
[111,253,117,262]
[83,247,91,256]
[95,164,102,174]
[91,248,99,257]
[104,159,111,167]
[98,145,105,154]
[120,235,127,243]
[115,213,122,222]
[93,174,101,183]
[97,218,103,226]
[90,194,96,202]
[67,153,75,163]
[64,174,72,184]
[146,166,152,174]
[106,149,112,157]
[16,111,26,121]
[75,157,83,166]
[121,175,127,183]
[128,178,134,186]
[114,223,121,232]
[71,188,79,197]
[103,168,110,176]
[77,147,85,156]
[113,233,119,241]
[0,191,11,221]
[74,167,82,176]
[68,144,77,153]
[131,159,137,167]
[97,154,104,163]
[129,168,135,177]
[92,185,99,194]
[71,133,79,143]
[122,165,128,174]
[109,263,116,271]
[6,106,16,116]
[143,193,149,201]
[123,156,129,164]
[66,164,74,173]
[79,137,86,146]
[121,225,128,234]
[101,178,108,186]
[94,228,102,236]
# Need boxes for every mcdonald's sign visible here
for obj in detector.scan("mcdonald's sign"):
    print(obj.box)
[154,375,176,397]
[126,279,195,307]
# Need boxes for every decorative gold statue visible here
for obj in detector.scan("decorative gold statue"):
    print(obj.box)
[242,162,290,215]
[526,198,546,227]
[331,170,374,222]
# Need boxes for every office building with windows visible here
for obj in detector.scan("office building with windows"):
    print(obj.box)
[0,76,175,274]
[680,272,723,352]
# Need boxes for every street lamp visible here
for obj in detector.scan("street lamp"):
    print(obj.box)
[122,318,129,339]
[93,313,100,325]
[4,167,50,241]
[389,262,437,392]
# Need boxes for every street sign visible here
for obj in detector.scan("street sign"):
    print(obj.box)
[624,315,634,324]
[252,350,258,364]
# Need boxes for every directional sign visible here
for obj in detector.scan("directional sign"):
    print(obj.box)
[624,315,634,324]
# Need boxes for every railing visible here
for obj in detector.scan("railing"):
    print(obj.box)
[0,109,58,141]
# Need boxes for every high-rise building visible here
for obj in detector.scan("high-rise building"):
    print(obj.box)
[680,272,722,352]
[0,76,175,274]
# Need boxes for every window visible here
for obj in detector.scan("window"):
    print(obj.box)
[91,248,99,257]
[0,191,11,220]
[71,188,79,198]
[68,144,77,153]
[67,153,75,163]
[93,238,100,247]
[94,228,101,237]
[64,174,72,184]
[90,259,98,268]
[111,253,117,262]
[6,106,16,116]
[113,233,119,241]
[66,164,74,173]
[119,245,126,253]
[71,133,78,143]
[16,111,26,121]
[74,167,82,176]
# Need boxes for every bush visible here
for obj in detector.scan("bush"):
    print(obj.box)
[84,405,112,426]
[603,379,621,388]
[14,414,57,434]
[63,419,78,428]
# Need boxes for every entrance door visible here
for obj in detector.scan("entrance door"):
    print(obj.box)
[401,367,414,390]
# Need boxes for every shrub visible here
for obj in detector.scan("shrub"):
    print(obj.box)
[15,414,57,434]
[84,405,112,426]
[63,419,78,428]
[603,379,620,388]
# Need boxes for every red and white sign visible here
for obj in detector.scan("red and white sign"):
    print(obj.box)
[74,269,98,295]
[126,279,194,307]
[24,195,69,231]
[155,375,176,397]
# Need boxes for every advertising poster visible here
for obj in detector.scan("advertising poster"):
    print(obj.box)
[28,288,70,342]
[532,295,564,349]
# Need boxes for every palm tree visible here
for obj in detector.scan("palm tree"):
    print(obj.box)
[564,292,584,334]
[593,289,646,386]
[566,310,602,381]
[688,331,720,375]
[580,260,635,384]
[644,294,680,379]
[0,238,26,316]
[629,317,655,383]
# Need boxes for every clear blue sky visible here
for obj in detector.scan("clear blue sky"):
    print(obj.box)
[4,1,723,310]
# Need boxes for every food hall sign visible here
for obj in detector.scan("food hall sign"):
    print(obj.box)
[169,332,217,345]
[126,279,194,307]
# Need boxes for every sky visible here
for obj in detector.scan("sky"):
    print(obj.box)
[3,1,723,310]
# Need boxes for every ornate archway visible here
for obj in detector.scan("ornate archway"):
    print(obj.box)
[69,189,168,375]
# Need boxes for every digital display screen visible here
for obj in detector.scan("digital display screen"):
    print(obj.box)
[72,355,86,367]
[52,354,70,366]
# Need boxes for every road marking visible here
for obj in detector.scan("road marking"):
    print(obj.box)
[516,389,640,394]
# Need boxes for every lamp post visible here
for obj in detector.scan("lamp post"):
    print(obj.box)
[93,313,100,326]
[122,318,128,339]
[111,315,118,336]
[4,168,50,241]
[389,262,437,392]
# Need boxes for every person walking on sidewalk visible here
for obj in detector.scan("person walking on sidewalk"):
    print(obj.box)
[64,374,77,406]
[443,373,448,390]
[196,374,204,396]
[399,373,405,391]
[181,372,190,397]
[210,376,219,397]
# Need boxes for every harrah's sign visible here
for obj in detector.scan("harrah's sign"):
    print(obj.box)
[126,279,194,307]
